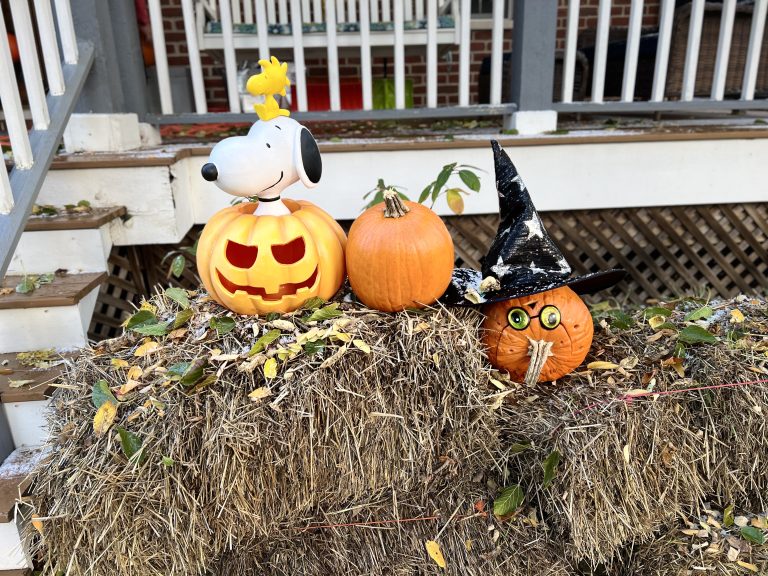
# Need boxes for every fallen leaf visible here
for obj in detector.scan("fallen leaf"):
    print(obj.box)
[740,525,765,544]
[587,361,620,370]
[168,328,188,339]
[111,358,129,369]
[735,516,749,527]
[731,309,745,324]
[8,379,34,388]
[425,540,446,569]
[660,443,676,467]
[727,546,740,562]
[134,340,160,357]
[465,539,472,552]
[352,339,371,354]
[31,514,43,536]
[93,401,117,436]
[263,358,278,379]
[737,561,759,572]
[248,386,272,402]
[269,319,296,331]
[724,504,735,527]
[127,366,143,381]
[493,484,524,517]
[117,381,143,396]
[623,444,631,463]
[624,389,651,398]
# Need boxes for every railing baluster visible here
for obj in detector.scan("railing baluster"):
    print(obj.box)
[218,0,241,112]
[426,0,437,107]
[394,0,405,109]
[148,0,174,114]
[711,0,736,101]
[742,0,768,100]
[370,0,379,23]
[0,8,32,170]
[0,144,13,214]
[360,0,373,109]
[312,0,322,23]
[302,0,310,23]
[33,0,65,96]
[650,0,674,102]
[231,0,242,23]
[347,0,357,23]
[267,0,277,24]
[279,0,289,23]
[562,0,580,103]
[415,0,424,20]
[458,0,470,106]
[290,0,308,111]
[255,0,271,57]
[53,0,78,64]
[621,0,644,102]
[182,0,208,113]
[336,0,345,22]
[489,0,504,105]
[326,0,341,110]
[404,0,413,21]
[382,0,391,23]
[244,0,254,23]
[682,0,705,101]
[10,0,49,130]
[591,0,611,103]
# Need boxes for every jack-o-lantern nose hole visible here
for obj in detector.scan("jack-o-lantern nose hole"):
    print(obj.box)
[527,301,538,310]
[225,240,259,268]
[271,237,306,264]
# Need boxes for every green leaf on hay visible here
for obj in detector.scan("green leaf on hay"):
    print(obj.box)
[167,362,190,378]
[678,325,717,345]
[210,316,236,335]
[493,484,524,517]
[172,308,194,329]
[170,254,186,278]
[265,312,281,322]
[249,329,281,356]
[605,309,635,330]
[301,297,326,310]
[724,504,735,527]
[162,456,174,468]
[132,322,169,336]
[165,287,190,309]
[117,427,146,464]
[92,379,119,409]
[673,341,687,358]
[684,306,713,322]
[643,307,673,319]
[303,339,325,357]
[179,359,207,387]
[123,309,157,329]
[304,303,343,323]
[542,450,561,489]
[509,442,532,455]
[741,526,765,545]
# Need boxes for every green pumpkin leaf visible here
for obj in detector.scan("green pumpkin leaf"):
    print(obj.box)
[458,169,481,192]
[124,309,158,329]
[678,325,717,345]
[170,254,186,278]
[132,322,169,336]
[249,329,282,356]
[493,484,525,517]
[304,303,343,323]
[740,525,766,545]
[684,306,713,322]
[445,188,465,215]
[92,379,119,409]
[542,450,561,489]
[210,317,236,335]
[172,308,194,329]
[117,427,145,464]
[165,287,190,309]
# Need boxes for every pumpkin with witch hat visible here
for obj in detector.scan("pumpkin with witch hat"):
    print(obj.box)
[441,141,625,384]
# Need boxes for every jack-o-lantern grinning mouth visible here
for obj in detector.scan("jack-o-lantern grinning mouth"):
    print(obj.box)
[216,267,319,301]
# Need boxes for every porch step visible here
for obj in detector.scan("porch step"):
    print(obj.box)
[0,352,72,449]
[8,206,126,275]
[0,448,43,571]
[0,272,106,354]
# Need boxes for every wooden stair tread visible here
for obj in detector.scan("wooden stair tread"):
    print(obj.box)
[0,272,107,310]
[25,206,126,232]
[0,447,45,523]
[0,352,74,403]
[0,570,31,576]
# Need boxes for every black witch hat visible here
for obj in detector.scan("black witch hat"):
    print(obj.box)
[441,141,625,306]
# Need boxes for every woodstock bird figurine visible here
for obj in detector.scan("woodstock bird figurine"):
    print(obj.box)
[246,56,291,121]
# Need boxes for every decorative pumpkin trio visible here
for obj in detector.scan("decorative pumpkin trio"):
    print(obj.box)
[198,57,624,385]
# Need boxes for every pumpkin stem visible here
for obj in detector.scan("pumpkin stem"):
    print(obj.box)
[383,188,410,218]
[524,338,554,386]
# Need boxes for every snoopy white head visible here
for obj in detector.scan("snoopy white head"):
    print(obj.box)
[201,116,322,216]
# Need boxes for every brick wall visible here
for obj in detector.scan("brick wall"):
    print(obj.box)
[155,0,661,111]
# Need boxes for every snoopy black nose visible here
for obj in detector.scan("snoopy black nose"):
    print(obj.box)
[201,163,218,182]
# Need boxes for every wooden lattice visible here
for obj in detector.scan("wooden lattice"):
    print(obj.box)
[89,203,768,340]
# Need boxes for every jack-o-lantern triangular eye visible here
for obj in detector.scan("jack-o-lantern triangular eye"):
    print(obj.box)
[271,237,305,264]
[226,240,258,268]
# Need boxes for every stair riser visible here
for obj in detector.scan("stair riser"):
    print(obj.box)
[8,228,112,275]
[2,400,49,449]
[0,287,99,353]
[0,518,30,571]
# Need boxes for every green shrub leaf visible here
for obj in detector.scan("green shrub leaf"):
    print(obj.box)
[493,484,524,517]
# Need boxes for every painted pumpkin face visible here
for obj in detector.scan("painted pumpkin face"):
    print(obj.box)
[197,199,347,315]
[481,286,593,384]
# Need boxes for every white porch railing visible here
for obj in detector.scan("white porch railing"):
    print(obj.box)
[0,0,94,278]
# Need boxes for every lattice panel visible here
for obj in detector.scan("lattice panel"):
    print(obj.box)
[89,203,768,341]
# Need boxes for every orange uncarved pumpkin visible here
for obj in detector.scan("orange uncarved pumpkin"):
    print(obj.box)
[482,286,593,383]
[346,189,454,312]
[197,199,347,315]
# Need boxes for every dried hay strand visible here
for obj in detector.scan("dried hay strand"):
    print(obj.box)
[31,292,499,576]
[496,296,768,566]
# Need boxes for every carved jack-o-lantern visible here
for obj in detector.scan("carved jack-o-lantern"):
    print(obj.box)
[196,199,346,315]
[482,286,594,384]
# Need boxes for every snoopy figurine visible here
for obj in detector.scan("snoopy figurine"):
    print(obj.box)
[196,56,347,316]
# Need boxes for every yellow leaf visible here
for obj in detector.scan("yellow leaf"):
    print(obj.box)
[352,340,371,354]
[737,561,758,573]
[432,353,440,367]
[127,366,143,381]
[168,328,187,339]
[139,301,157,314]
[248,386,272,402]
[263,358,278,379]
[111,358,129,369]
[648,315,666,330]
[731,309,745,324]
[117,381,143,396]
[333,332,352,343]
[425,540,446,569]
[134,340,160,357]
[587,361,620,370]
[622,444,631,463]
[465,539,472,552]
[93,401,117,437]
[624,389,651,398]
[31,513,43,536]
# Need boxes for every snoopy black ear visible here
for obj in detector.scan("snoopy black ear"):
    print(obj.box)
[295,127,322,187]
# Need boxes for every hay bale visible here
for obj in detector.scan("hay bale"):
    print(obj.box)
[32,294,498,576]
[497,296,768,565]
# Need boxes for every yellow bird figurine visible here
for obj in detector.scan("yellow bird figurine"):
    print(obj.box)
[246,56,291,121]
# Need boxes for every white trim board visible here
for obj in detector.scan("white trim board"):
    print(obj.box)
[188,137,768,222]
